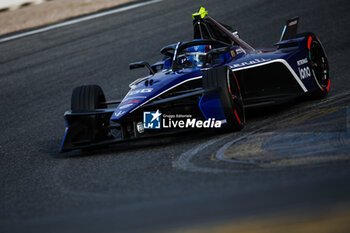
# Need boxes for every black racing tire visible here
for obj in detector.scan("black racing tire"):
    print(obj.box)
[70,85,108,143]
[294,32,330,99]
[203,65,245,131]
[71,85,107,112]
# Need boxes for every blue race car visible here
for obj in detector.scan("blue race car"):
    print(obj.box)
[60,7,330,152]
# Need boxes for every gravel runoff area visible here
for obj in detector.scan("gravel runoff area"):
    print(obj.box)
[0,0,135,36]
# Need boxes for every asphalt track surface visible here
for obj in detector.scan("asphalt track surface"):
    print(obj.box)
[1,0,350,232]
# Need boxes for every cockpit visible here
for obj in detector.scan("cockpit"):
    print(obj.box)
[161,39,236,70]
[176,44,211,68]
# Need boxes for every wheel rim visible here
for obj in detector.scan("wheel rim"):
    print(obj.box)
[309,38,329,90]
[227,69,245,125]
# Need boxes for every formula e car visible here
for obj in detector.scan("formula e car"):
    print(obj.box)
[60,7,330,152]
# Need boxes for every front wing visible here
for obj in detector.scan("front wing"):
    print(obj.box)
[59,87,223,152]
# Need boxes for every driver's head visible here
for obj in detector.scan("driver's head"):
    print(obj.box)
[184,44,211,67]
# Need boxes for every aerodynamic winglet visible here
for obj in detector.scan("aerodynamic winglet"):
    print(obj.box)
[280,17,299,41]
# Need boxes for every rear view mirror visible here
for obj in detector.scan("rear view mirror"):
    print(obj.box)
[129,61,155,75]
[129,61,148,69]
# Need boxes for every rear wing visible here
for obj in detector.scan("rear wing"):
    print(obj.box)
[280,17,299,41]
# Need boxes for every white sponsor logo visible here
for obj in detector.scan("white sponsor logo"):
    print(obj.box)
[235,47,245,55]
[288,20,298,26]
[297,58,308,66]
[119,104,133,109]
[142,112,223,130]
[299,67,311,79]
[128,88,153,96]
[231,58,271,68]
[163,118,222,129]
[124,96,147,100]
[114,111,125,117]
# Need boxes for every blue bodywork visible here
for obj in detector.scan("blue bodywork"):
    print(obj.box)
[111,36,317,123]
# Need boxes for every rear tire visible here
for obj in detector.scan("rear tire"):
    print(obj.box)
[203,66,245,131]
[293,32,330,99]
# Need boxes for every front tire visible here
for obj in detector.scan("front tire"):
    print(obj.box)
[70,85,109,142]
[203,66,245,131]
[71,85,107,112]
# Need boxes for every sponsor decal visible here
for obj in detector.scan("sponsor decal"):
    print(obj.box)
[230,50,236,57]
[231,58,271,68]
[163,117,222,128]
[143,110,222,130]
[298,67,311,79]
[297,58,308,66]
[121,100,140,105]
[235,47,245,55]
[124,96,147,99]
[119,104,133,109]
[288,20,298,26]
[128,88,153,96]
[114,111,125,117]
[178,56,189,65]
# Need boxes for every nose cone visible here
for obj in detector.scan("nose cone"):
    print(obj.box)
[110,69,202,121]
[111,87,154,120]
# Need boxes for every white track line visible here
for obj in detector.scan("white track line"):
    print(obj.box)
[0,0,163,43]
[214,91,350,164]
[172,134,233,173]
[174,91,350,172]
[214,129,260,165]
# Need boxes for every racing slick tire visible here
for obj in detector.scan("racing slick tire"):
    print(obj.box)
[71,85,107,112]
[70,85,109,142]
[294,32,330,99]
[203,65,245,131]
